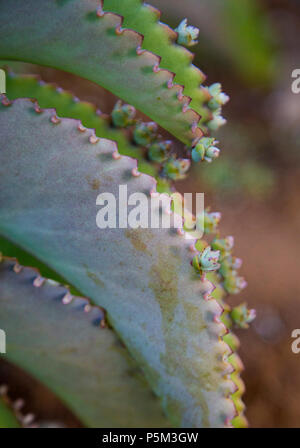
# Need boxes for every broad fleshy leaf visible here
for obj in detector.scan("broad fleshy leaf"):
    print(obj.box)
[4,71,170,193]
[0,256,170,428]
[0,0,203,145]
[102,0,212,128]
[0,99,237,427]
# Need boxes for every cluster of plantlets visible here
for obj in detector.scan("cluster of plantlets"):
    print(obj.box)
[0,0,254,428]
[193,210,255,328]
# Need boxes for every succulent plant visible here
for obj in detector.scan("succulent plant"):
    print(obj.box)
[202,209,222,235]
[111,100,136,128]
[175,19,200,47]
[191,137,221,163]
[231,304,256,330]
[192,247,221,275]
[0,0,253,428]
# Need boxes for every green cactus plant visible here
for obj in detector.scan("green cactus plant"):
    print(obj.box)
[0,0,253,428]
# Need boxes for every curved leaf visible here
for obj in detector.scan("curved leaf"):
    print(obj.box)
[0,256,170,427]
[0,99,237,427]
[0,0,203,145]
[4,71,170,193]
[102,0,212,127]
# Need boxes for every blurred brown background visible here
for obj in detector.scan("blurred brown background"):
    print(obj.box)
[1,0,300,428]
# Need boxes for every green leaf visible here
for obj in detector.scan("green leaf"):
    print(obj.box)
[0,0,203,145]
[0,256,170,428]
[0,99,236,427]
[0,395,21,428]
[4,71,170,193]
[102,0,212,127]
[0,234,71,289]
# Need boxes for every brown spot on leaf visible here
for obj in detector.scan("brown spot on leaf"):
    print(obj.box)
[85,269,105,288]
[125,229,152,255]
[86,175,101,190]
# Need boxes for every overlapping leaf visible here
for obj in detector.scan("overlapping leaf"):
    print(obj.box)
[4,71,170,192]
[0,99,236,427]
[102,0,212,126]
[0,256,169,427]
[0,0,203,144]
